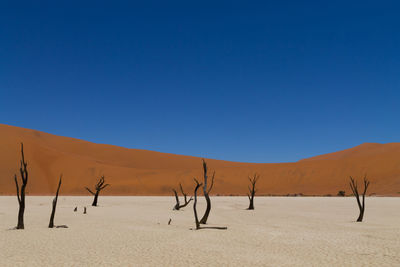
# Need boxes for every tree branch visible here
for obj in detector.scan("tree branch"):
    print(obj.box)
[85,187,95,195]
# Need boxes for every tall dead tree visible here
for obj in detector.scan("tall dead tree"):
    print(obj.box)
[85,175,109,206]
[247,174,259,210]
[173,183,193,210]
[199,159,214,224]
[14,143,28,229]
[193,178,227,230]
[349,175,370,222]
[49,175,62,228]
[193,178,202,230]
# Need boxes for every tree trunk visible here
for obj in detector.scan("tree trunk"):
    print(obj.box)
[92,192,99,206]
[173,189,180,210]
[49,176,62,228]
[200,193,211,224]
[193,179,202,230]
[199,160,214,224]
[357,208,364,222]
[15,143,28,230]
[248,195,254,210]
[17,197,25,229]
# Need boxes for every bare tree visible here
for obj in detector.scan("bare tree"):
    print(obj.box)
[247,174,259,210]
[173,183,193,210]
[173,189,181,210]
[199,159,214,224]
[193,178,203,230]
[85,175,109,206]
[193,178,227,230]
[349,175,370,222]
[49,175,62,228]
[14,143,28,229]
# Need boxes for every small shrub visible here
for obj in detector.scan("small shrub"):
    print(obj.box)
[337,190,345,196]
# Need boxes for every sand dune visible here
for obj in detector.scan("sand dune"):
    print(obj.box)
[0,123,400,196]
[0,196,399,266]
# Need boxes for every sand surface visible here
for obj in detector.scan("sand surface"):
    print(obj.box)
[0,196,399,266]
[1,124,400,196]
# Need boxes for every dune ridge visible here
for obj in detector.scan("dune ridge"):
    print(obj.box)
[0,123,399,196]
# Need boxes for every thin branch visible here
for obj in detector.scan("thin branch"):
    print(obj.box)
[85,187,95,195]
[207,171,215,194]
[14,174,20,204]
[100,184,109,190]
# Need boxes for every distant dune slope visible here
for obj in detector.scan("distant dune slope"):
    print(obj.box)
[0,124,399,196]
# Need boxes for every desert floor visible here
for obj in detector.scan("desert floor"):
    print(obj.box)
[0,196,399,266]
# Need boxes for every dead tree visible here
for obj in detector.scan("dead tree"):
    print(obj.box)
[193,178,227,230]
[199,159,214,224]
[49,175,62,228]
[247,174,259,210]
[172,183,193,210]
[349,175,370,222]
[193,178,203,229]
[85,175,109,206]
[173,189,181,210]
[14,143,28,229]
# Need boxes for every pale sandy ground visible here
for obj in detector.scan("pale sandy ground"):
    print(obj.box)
[0,196,399,266]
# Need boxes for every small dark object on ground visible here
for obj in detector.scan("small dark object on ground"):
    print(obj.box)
[55,225,68,228]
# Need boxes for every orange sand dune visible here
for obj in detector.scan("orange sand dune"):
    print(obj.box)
[0,124,399,196]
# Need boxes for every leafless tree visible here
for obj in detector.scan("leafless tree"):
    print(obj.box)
[49,175,62,228]
[193,178,203,230]
[85,175,109,206]
[173,183,193,210]
[349,175,370,222]
[14,143,28,229]
[247,174,259,210]
[193,178,227,230]
[173,189,180,210]
[199,159,214,224]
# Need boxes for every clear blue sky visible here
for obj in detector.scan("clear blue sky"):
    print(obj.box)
[1,1,399,163]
